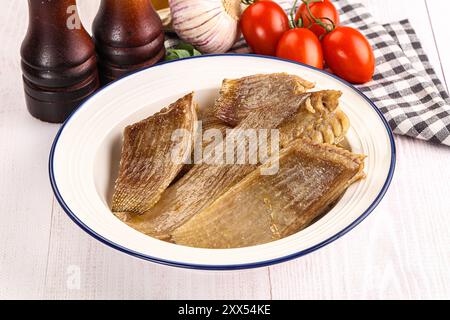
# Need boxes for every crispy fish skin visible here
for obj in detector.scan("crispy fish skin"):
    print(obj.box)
[124,93,313,238]
[171,140,366,249]
[214,73,315,126]
[111,93,197,215]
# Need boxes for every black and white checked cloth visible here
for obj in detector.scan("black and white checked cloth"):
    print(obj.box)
[166,0,450,146]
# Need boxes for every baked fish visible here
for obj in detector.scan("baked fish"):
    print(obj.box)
[171,139,366,248]
[214,73,315,126]
[125,91,347,239]
[111,93,197,215]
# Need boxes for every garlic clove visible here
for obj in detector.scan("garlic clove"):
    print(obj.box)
[169,0,241,54]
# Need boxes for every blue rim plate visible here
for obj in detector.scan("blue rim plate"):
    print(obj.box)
[49,54,396,270]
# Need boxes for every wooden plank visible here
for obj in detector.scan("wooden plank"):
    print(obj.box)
[41,0,272,300]
[269,0,450,300]
[425,0,450,90]
[77,0,100,34]
[270,137,450,299]
[0,1,59,299]
[1,0,448,299]
[43,206,271,299]
[361,0,445,82]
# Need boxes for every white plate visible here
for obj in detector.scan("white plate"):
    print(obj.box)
[49,54,395,270]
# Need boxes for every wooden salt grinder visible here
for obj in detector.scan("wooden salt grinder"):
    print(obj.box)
[21,0,99,123]
[92,0,166,84]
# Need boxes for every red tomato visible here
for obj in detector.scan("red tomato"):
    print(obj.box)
[240,0,290,56]
[276,28,324,69]
[295,0,340,38]
[322,26,375,84]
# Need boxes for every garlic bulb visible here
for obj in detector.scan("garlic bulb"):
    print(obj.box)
[169,0,241,54]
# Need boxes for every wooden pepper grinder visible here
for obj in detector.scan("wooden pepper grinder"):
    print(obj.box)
[93,0,166,84]
[21,0,100,123]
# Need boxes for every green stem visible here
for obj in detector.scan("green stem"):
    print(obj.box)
[290,0,300,28]
[301,0,336,35]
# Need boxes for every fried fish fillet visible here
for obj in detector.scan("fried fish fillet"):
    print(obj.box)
[214,73,315,126]
[171,140,366,249]
[111,93,197,215]
[125,91,348,239]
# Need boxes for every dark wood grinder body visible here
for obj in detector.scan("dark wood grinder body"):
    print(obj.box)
[21,0,99,123]
[93,0,166,84]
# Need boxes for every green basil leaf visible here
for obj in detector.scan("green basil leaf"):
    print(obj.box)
[165,51,180,61]
[165,43,203,61]
[175,43,196,53]
[192,48,202,56]
[172,49,192,58]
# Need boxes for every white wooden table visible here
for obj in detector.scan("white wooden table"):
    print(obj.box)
[0,0,449,300]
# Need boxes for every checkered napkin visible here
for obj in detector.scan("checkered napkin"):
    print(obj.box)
[166,0,450,146]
